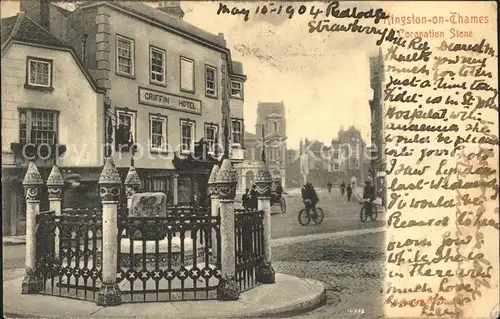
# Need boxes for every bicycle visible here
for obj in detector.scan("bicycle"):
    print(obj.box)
[298,200,324,226]
[270,193,287,213]
[359,199,378,222]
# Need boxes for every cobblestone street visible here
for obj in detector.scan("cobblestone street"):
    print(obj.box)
[273,232,385,318]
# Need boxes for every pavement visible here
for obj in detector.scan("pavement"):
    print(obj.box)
[3,227,384,318]
[3,273,325,319]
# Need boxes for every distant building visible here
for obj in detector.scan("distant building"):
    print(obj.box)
[295,126,367,188]
[337,126,367,185]
[369,49,386,205]
[236,101,287,191]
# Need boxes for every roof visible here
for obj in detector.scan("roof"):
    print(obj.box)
[78,1,226,47]
[1,13,105,94]
[0,15,17,47]
[52,4,73,17]
[1,13,66,49]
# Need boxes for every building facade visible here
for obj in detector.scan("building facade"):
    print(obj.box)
[236,101,287,191]
[48,1,246,205]
[1,11,106,235]
[1,0,247,236]
[369,49,386,205]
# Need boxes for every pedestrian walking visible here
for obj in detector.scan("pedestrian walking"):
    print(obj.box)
[340,181,346,196]
[242,188,250,209]
[250,184,258,210]
[326,181,332,194]
[346,184,353,202]
[363,180,376,217]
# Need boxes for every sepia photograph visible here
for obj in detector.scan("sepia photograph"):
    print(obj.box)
[1,1,498,318]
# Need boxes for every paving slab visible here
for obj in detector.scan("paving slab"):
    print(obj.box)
[3,273,325,319]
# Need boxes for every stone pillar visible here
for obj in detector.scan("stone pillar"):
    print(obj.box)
[255,168,276,284]
[97,157,122,306]
[215,159,240,300]
[124,166,141,209]
[208,165,220,262]
[173,173,179,205]
[241,173,247,192]
[208,165,220,217]
[21,162,44,294]
[46,165,64,261]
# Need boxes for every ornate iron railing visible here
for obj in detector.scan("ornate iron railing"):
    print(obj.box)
[234,208,265,292]
[35,211,103,301]
[115,215,221,302]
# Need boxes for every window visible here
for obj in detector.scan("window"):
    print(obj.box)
[180,120,195,153]
[180,57,194,92]
[334,164,340,170]
[150,47,166,84]
[149,115,167,152]
[26,57,52,88]
[116,109,136,151]
[205,65,217,97]
[204,124,218,153]
[333,152,339,159]
[231,119,243,145]
[230,80,243,98]
[116,35,134,76]
[19,109,58,144]
[145,178,167,192]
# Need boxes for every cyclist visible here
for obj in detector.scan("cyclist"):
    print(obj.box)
[326,181,332,193]
[301,182,319,218]
[340,181,346,196]
[363,180,376,217]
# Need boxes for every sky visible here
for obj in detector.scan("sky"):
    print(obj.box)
[1,1,378,148]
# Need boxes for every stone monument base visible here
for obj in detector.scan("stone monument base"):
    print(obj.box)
[119,237,206,268]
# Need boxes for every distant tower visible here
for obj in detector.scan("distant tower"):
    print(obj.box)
[255,101,287,185]
[157,1,185,19]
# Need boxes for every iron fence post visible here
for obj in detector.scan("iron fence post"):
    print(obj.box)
[213,159,240,300]
[22,161,44,294]
[97,157,122,306]
[255,168,276,284]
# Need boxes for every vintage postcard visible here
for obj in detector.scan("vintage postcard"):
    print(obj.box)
[1,1,498,318]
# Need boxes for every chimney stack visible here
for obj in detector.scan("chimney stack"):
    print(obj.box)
[20,0,50,30]
[157,1,185,20]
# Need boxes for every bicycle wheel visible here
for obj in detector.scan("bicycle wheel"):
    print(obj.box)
[312,207,325,224]
[298,209,311,226]
[360,206,368,222]
[370,206,378,221]
[280,197,286,213]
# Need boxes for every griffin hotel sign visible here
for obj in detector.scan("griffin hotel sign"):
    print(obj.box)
[138,87,202,115]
